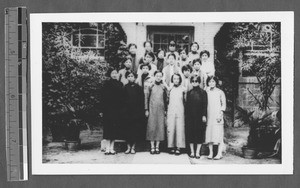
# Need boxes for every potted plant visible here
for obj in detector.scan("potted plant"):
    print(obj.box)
[236,106,274,158]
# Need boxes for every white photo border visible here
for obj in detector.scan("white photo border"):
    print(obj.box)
[31,12,294,175]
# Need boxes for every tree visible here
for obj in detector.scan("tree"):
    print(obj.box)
[42,23,127,141]
[233,23,281,111]
[214,23,241,127]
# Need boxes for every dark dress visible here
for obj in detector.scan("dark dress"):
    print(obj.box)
[185,87,208,144]
[156,58,165,72]
[123,82,145,142]
[102,79,124,140]
[130,54,139,73]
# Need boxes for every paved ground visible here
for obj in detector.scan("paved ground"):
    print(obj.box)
[43,127,281,164]
[43,144,280,164]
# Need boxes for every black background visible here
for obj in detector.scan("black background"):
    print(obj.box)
[0,0,298,187]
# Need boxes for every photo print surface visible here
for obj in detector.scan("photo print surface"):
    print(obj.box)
[31,12,293,174]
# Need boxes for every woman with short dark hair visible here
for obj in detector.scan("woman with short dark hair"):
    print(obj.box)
[185,75,207,159]
[200,50,215,89]
[205,76,226,160]
[188,42,200,64]
[128,43,139,73]
[101,68,124,155]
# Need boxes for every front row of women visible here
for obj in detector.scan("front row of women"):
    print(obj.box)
[101,68,226,160]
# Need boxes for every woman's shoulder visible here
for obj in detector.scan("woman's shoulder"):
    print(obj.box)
[118,68,125,73]
[199,87,206,93]
[146,75,154,81]
[210,87,225,95]
[151,63,157,68]
[187,88,194,94]
[179,85,186,91]
[218,88,225,96]
[134,83,142,89]
[117,80,124,87]
[216,87,224,93]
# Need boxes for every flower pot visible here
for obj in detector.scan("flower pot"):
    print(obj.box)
[50,124,65,142]
[65,139,81,151]
[64,119,81,141]
[242,146,258,159]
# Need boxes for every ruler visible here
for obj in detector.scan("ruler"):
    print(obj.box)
[5,7,28,181]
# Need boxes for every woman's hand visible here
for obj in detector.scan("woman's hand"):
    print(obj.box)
[216,111,223,123]
[202,116,207,123]
[145,110,149,117]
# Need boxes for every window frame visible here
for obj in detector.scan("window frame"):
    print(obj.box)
[147,26,195,53]
[71,27,105,50]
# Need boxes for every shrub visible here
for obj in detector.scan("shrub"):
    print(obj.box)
[42,23,126,140]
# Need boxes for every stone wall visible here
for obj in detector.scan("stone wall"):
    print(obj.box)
[234,77,281,127]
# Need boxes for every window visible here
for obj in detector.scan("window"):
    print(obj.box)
[71,23,105,56]
[147,26,194,53]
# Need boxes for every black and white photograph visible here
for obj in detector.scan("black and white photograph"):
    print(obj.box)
[30,12,293,174]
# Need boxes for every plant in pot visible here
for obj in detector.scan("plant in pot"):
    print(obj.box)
[236,106,274,159]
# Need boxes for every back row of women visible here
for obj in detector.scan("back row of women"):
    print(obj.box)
[101,40,226,160]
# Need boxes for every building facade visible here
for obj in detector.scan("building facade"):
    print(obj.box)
[67,22,281,126]
[120,22,224,62]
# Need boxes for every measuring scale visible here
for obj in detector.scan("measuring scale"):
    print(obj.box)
[5,7,28,181]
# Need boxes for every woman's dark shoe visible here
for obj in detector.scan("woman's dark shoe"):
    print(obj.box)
[155,147,160,154]
[150,147,155,155]
[189,153,195,158]
[169,148,176,154]
[130,148,136,154]
[195,154,201,159]
[125,149,130,154]
[213,155,222,160]
[175,148,181,155]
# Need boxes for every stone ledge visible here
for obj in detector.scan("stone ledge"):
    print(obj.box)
[238,76,281,84]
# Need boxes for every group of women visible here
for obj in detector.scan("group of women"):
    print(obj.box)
[101,40,226,160]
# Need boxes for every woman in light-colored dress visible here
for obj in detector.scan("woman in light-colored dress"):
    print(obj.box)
[187,42,200,65]
[205,76,226,160]
[166,73,186,155]
[137,51,157,77]
[200,50,215,89]
[162,53,181,88]
[181,65,193,92]
[178,48,189,68]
